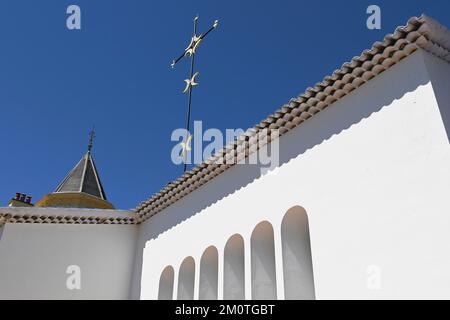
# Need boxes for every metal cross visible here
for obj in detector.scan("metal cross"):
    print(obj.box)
[171,16,219,172]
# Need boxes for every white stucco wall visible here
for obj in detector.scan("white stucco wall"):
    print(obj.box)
[132,49,450,300]
[0,209,138,299]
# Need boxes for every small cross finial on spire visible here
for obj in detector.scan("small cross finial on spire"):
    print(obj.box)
[88,126,95,153]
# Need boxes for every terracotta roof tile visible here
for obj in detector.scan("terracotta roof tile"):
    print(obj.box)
[0,207,137,225]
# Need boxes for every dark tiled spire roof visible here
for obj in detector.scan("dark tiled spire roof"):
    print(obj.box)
[55,151,108,201]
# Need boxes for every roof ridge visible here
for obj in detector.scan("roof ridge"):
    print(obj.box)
[0,208,137,225]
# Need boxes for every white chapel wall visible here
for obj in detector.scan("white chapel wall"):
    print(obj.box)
[131,49,450,300]
[0,219,138,299]
[423,50,450,143]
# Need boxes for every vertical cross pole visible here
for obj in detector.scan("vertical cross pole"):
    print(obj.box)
[183,16,199,173]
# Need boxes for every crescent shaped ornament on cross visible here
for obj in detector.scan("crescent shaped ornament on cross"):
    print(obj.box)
[185,34,203,57]
[179,133,193,159]
[182,72,199,94]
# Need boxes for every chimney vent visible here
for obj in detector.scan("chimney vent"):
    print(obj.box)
[9,193,33,207]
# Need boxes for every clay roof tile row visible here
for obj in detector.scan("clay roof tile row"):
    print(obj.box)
[0,213,137,225]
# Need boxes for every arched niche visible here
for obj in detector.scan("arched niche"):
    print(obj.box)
[281,206,315,300]
[177,256,195,300]
[158,265,174,300]
[199,246,219,300]
[224,234,245,300]
[251,221,277,300]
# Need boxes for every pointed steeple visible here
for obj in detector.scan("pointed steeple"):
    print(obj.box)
[35,130,114,209]
[53,152,108,201]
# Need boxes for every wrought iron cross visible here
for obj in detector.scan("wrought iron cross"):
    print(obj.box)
[171,16,219,172]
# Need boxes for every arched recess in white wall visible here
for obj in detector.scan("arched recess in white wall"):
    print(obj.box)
[177,257,195,300]
[251,221,277,300]
[281,206,315,300]
[158,266,174,300]
[224,234,245,300]
[199,246,218,300]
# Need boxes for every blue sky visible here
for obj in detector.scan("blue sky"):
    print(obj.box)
[0,0,449,209]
